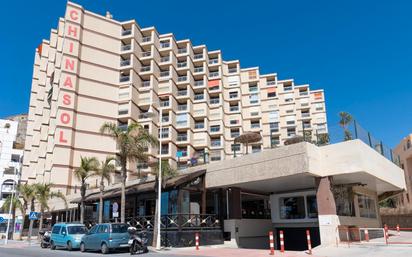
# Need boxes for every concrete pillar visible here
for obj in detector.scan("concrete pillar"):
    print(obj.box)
[316,176,340,246]
[228,187,242,219]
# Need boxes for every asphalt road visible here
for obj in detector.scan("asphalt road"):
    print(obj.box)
[0,246,205,257]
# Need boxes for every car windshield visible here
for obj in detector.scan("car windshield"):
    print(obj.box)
[68,226,87,234]
[111,224,129,233]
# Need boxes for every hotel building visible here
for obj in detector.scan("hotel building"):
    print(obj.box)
[20,2,405,250]
[22,2,327,196]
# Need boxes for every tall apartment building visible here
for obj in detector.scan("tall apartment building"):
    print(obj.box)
[0,119,23,213]
[22,2,327,201]
[393,134,412,209]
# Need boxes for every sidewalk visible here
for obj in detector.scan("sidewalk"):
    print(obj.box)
[0,239,39,248]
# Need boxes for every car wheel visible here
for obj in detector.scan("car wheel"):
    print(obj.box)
[40,242,46,248]
[101,243,109,254]
[50,241,56,250]
[67,241,73,251]
[80,242,86,252]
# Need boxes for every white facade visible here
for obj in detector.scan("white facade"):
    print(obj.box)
[0,119,23,215]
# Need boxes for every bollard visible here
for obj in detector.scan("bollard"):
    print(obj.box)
[195,232,199,250]
[306,230,312,255]
[269,231,275,255]
[364,227,369,242]
[279,230,285,253]
[397,224,400,236]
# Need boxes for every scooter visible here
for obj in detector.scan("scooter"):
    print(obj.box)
[127,227,148,255]
[39,230,51,248]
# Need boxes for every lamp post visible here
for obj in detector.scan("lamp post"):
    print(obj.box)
[5,166,17,245]
[147,105,162,250]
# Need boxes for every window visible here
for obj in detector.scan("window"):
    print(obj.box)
[252,145,261,153]
[52,226,61,234]
[159,127,169,138]
[11,154,20,162]
[286,109,294,114]
[160,40,170,48]
[176,113,188,126]
[178,104,187,111]
[161,144,169,154]
[177,132,188,141]
[177,147,188,157]
[162,114,169,123]
[249,84,258,92]
[194,92,204,101]
[230,120,239,125]
[98,225,109,233]
[284,84,293,91]
[177,60,187,68]
[231,144,241,152]
[211,138,221,147]
[279,196,306,219]
[358,195,377,218]
[160,99,169,107]
[210,151,221,161]
[287,128,296,137]
[301,110,310,118]
[271,136,280,146]
[231,128,240,138]
[268,111,279,122]
[230,103,239,112]
[285,115,295,125]
[306,195,318,218]
[249,93,259,104]
[267,88,276,98]
[61,227,67,235]
[284,93,294,102]
[210,96,220,105]
[194,80,204,87]
[68,226,87,235]
[269,122,279,132]
[111,224,129,233]
[210,125,220,133]
[195,121,204,129]
[251,120,260,129]
[315,103,324,111]
[229,91,238,99]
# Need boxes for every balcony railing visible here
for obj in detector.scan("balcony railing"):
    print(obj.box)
[267,81,276,86]
[194,94,204,100]
[194,67,204,73]
[142,81,151,88]
[160,101,170,107]
[177,62,187,68]
[178,76,187,82]
[177,135,188,141]
[195,123,204,129]
[121,29,132,36]
[139,113,152,119]
[142,36,151,43]
[194,54,204,60]
[211,140,221,147]
[120,59,131,66]
[208,59,219,65]
[121,44,132,51]
[228,68,237,73]
[230,106,239,112]
[140,66,151,72]
[160,56,170,63]
[178,105,188,111]
[160,71,170,77]
[160,42,171,48]
[177,90,188,96]
[209,71,219,78]
[141,51,152,58]
[119,75,130,82]
[300,91,309,96]
[194,81,204,87]
[178,48,187,54]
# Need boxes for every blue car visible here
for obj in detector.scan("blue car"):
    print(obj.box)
[80,223,130,254]
[50,223,88,251]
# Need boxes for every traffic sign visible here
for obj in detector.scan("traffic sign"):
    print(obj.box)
[112,202,119,213]
[0,217,4,223]
[29,212,38,220]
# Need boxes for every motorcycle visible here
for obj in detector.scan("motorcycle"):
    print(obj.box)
[127,227,148,255]
[39,230,51,248]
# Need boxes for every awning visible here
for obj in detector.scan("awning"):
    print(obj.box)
[208,80,220,87]
[71,169,206,204]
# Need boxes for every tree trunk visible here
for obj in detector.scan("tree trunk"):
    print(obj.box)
[19,205,26,240]
[38,207,44,240]
[120,163,127,223]
[28,199,34,242]
[80,182,86,224]
[98,181,104,223]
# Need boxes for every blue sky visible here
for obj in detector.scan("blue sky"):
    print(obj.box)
[0,0,410,147]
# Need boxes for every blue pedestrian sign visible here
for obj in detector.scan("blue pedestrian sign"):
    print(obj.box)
[29,212,38,220]
[0,217,4,223]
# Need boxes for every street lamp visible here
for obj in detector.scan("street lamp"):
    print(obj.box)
[5,166,17,245]
[147,106,162,250]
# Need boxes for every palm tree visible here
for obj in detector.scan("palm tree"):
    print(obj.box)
[74,156,99,224]
[2,195,23,239]
[150,160,178,248]
[339,112,353,141]
[93,156,116,223]
[17,184,36,240]
[34,183,67,233]
[100,122,157,223]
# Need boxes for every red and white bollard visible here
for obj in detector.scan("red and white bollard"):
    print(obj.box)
[396,224,400,236]
[195,232,199,250]
[306,230,312,255]
[269,231,275,255]
[279,230,285,253]
[364,227,369,242]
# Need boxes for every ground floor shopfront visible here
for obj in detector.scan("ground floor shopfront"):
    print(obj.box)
[34,140,405,250]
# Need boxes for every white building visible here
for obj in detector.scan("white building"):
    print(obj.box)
[0,119,23,219]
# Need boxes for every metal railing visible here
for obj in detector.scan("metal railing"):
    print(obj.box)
[121,44,132,51]
[122,29,132,36]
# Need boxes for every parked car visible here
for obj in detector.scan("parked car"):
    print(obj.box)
[80,223,130,254]
[50,223,88,251]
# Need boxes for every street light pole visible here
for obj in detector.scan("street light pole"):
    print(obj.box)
[5,167,17,245]
[155,109,163,250]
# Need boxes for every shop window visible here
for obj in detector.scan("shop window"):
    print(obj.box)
[358,195,377,218]
[279,196,306,219]
[306,195,318,218]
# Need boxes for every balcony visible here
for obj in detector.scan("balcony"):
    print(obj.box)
[177,62,187,68]
[230,106,239,112]
[120,59,131,67]
[177,121,188,127]
[119,75,130,83]
[139,113,152,119]
[303,123,311,129]
[142,36,151,43]
[209,71,219,78]
[177,134,188,142]
[160,42,171,48]
[177,90,188,96]
[194,94,204,101]
[160,56,170,63]
[231,132,240,138]
[209,59,219,65]
[140,66,151,72]
[195,123,204,129]
[300,91,309,96]
[194,80,204,87]
[194,67,204,73]
[160,100,170,107]
[251,123,260,129]
[121,44,132,51]
[211,140,221,147]
[160,71,170,77]
[209,98,220,105]
[178,76,187,82]
[210,127,220,133]
[178,48,187,54]
[161,116,170,122]
[121,29,132,36]
[178,105,188,111]
[141,81,151,88]
[141,51,152,58]
[267,81,276,86]
[194,54,204,60]
[301,113,310,118]
[228,68,237,73]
